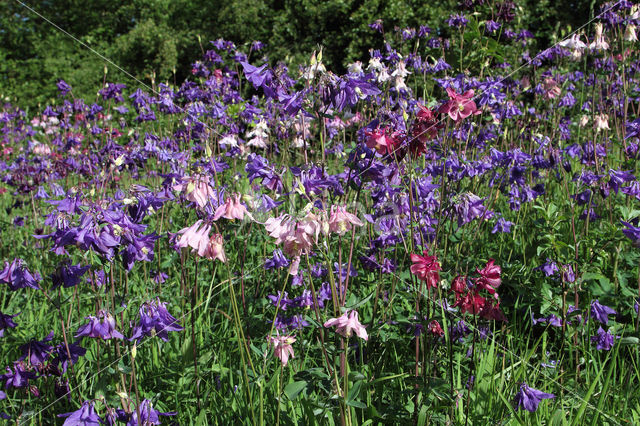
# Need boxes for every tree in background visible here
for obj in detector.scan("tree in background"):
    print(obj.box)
[0,0,596,110]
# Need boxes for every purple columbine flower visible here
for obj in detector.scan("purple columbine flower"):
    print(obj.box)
[116,399,176,425]
[621,221,640,247]
[2,362,37,389]
[56,80,72,97]
[591,327,616,350]
[130,299,183,343]
[590,300,617,325]
[492,217,513,233]
[264,249,289,270]
[51,263,91,289]
[538,259,559,277]
[57,400,102,426]
[0,258,41,291]
[514,383,555,412]
[75,310,124,340]
[52,341,86,373]
[19,331,54,366]
[0,311,19,337]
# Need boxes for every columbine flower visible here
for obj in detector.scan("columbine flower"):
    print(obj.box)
[75,310,124,340]
[589,23,609,51]
[594,113,609,131]
[590,299,616,325]
[268,333,296,366]
[0,311,19,337]
[624,24,637,42]
[558,34,587,59]
[116,399,176,424]
[173,175,216,209]
[57,401,102,426]
[591,327,615,351]
[364,126,400,155]
[543,78,561,100]
[204,233,227,262]
[476,259,501,297]
[213,193,251,221]
[130,299,183,342]
[2,362,37,389]
[0,258,42,291]
[427,320,444,337]
[514,383,555,412]
[324,310,368,340]
[439,87,480,123]
[175,220,211,257]
[410,249,441,289]
[328,205,364,235]
[19,331,54,366]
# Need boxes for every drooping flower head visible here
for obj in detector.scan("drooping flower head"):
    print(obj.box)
[514,383,555,412]
[364,126,401,155]
[328,205,364,235]
[173,174,216,209]
[57,401,102,426]
[324,310,368,340]
[0,258,42,291]
[75,310,124,340]
[267,333,296,366]
[116,399,176,425]
[591,327,615,351]
[476,259,501,297]
[590,299,616,325]
[175,220,211,257]
[130,299,183,343]
[213,193,251,221]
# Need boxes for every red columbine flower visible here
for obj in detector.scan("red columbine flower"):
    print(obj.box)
[409,104,441,157]
[364,126,401,155]
[455,290,486,315]
[439,87,480,123]
[476,259,501,297]
[410,249,441,289]
[427,320,444,337]
[451,275,468,294]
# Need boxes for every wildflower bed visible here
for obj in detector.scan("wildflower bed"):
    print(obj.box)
[1,1,640,424]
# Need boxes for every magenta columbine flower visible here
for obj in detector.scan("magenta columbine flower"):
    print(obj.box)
[514,383,555,412]
[75,310,124,340]
[324,310,368,341]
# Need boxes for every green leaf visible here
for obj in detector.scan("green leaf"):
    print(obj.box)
[284,381,307,401]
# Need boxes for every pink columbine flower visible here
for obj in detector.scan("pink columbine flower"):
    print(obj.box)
[543,78,561,100]
[328,205,364,235]
[213,193,251,221]
[439,87,480,123]
[204,233,227,263]
[268,333,296,366]
[324,310,368,341]
[173,175,216,209]
[175,220,211,257]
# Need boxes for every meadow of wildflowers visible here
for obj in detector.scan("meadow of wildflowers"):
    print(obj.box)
[1,1,640,424]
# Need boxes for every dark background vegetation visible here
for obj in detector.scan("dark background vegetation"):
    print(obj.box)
[0,0,598,110]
